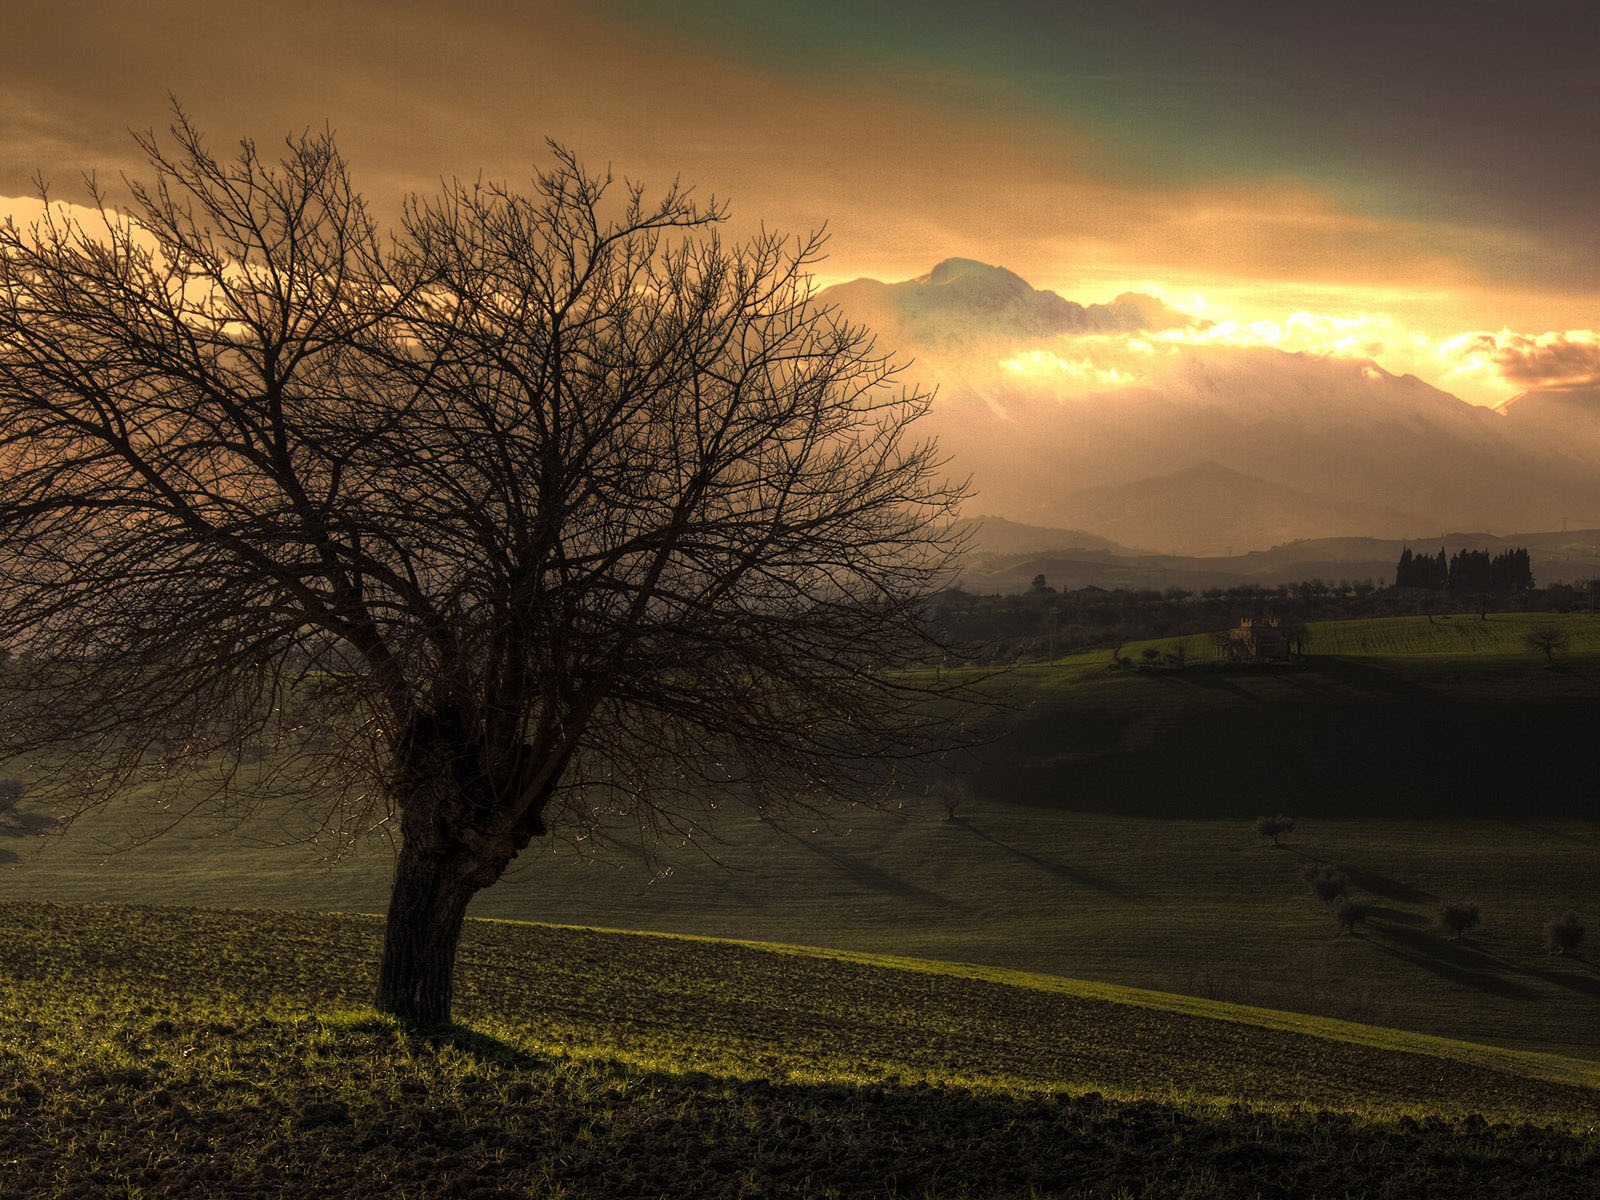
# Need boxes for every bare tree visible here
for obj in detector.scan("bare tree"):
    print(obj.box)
[1523,625,1570,667]
[0,113,965,1025]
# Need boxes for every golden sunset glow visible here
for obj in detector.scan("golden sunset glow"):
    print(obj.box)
[5,0,1598,544]
[983,287,1600,409]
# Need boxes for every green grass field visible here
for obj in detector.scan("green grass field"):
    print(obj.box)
[2,614,1597,1065]
[3,903,1599,1198]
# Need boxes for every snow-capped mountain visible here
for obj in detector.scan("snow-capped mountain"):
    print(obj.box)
[822,257,1196,348]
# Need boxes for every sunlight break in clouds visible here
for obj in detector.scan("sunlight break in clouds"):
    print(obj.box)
[997,349,1141,390]
[993,288,1600,410]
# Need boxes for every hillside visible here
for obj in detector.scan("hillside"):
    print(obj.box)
[1045,461,1435,556]
[3,903,1598,1198]
[4,615,1599,1067]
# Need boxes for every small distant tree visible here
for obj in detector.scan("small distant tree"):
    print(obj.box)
[1255,813,1295,846]
[0,777,22,816]
[1140,646,1161,665]
[1332,896,1368,935]
[1523,626,1569,666]
[933,778,971,823]
[1303,864,1350,905]
[1546,911,1586,957]
[1440,901,1481,941]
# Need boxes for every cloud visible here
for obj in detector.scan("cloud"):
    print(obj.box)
[1440,330,1600,392]
[997,348,1141,389]
[1149,310,1402,359]
[986,304,1600,412]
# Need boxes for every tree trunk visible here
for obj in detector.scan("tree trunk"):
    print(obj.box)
[373,714,554,1026]
[374,840,482,1026]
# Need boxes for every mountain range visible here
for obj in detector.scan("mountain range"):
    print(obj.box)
[821,260,1600,556]
[951,519,1600,593]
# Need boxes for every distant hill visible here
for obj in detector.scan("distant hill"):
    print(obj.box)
[953,515,1141,556]
[1049,461,1434,557]
[955,522,1600,592]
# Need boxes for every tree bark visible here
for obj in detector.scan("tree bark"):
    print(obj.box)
[373,717,555,1025]
[373,840,483,1026]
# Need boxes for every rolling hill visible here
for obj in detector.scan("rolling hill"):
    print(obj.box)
[4,902,1599,1198]
[4,615,1598,1067]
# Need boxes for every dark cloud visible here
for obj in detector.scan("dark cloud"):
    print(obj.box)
[3,0,1596,336]
[1471,331,1600,390]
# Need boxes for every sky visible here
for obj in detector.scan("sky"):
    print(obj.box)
[2,0,1597,406]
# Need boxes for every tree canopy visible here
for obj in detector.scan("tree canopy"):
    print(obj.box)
[0,113,965,1023]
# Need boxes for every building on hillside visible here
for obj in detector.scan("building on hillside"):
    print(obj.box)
[1226,616,1290,661]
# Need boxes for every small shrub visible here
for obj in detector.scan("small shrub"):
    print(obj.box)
[1546,911,1586,957]
[1332,896,1368,935]
[1302,864,1349,904]
[0,777,23,815]
[1440,901,1481,941]
[1255,814,1295,846]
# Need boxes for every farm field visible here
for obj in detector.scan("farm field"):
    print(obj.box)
[2,614,1598,1062]
[2,902,1599,1198]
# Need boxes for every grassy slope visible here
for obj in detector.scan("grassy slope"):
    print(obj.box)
[2,613,1598,1064]
[2,903,1599,1199]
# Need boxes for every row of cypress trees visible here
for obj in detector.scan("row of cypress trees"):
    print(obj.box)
[1394,546,1533,593]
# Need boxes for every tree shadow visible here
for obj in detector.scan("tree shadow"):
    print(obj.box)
[1452,943,1600,1002]
[1303,657,1436,701]
[1511,961,1600,1001]
[953,819,1141,900]
[773,827,960,909]
[1274,844,1321,862]
[1367,925,1536,999]
[1342,867,1435,905]
[331,1011,554,1068]
[1364,905,1426,927]
[0,811,56,837]
[1156,671,1261,701]
[423,1022,552,1066]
